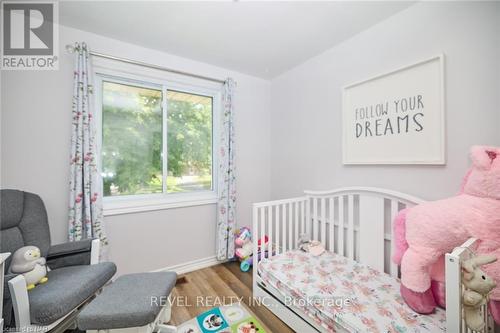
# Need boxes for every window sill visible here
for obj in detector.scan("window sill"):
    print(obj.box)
[103,193,218,216]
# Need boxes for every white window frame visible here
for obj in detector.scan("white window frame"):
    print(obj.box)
[93,60,221,216]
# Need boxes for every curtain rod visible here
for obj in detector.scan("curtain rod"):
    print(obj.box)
[66,44,228,85]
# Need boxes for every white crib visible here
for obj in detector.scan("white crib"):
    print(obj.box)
[252,187,494,332]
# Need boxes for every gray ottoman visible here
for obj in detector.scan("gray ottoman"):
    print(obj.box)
[77,272,177,333]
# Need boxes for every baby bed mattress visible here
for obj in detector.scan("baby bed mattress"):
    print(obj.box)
[258,250,446,333]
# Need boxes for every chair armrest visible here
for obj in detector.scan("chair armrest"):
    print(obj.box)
[8,275,30,329]
[48,239,92,257]
[1,253,11,331]
[47,239,100,268]
[3,273,17,303]
[90,239,100,265]
[0,253,9,265]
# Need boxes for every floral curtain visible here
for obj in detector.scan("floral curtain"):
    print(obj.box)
[216,78,236,261]
[68,42,107,245]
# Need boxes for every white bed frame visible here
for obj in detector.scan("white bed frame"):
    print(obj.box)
[252,187,494,333]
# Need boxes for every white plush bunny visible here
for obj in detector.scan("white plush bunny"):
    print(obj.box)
[462,255,497,331]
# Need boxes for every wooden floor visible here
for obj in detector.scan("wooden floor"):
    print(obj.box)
[170,261,294,333]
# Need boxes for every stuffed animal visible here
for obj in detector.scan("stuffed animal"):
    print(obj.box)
[462,255,497,331]
[9,246,48,290]
[297,233,325,256]
[393,146,500,320]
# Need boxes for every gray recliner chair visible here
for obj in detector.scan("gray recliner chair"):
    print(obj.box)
[1,189,116,330]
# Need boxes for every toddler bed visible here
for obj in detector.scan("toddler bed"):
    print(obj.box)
[252,187,494,332]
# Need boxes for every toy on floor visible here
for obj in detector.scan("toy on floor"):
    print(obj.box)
[393,145,500,323]
[238,236,269,272]
[176,305,266,333]
[240,250,271,272]
[235,227,253,260]
[462,255,497,331]
[235,227,251,247]
[236,242,253,260]
[9,245,48,290]
[234,227,271,272]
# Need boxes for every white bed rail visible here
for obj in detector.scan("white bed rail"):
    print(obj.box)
[252,195,318,332]
[253,187,423,280]
[253,197,307,253]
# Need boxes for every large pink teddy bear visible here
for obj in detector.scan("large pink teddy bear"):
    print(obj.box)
[393,146,500,324]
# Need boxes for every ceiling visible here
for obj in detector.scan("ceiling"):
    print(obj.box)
[60,1,415,79]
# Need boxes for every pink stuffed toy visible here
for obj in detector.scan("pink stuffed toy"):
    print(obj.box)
[393,146,500,324]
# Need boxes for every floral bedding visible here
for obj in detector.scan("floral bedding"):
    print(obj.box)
[258,250,446,333]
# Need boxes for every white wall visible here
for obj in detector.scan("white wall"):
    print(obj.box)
[270,2,500,201]
[1,24,271,275]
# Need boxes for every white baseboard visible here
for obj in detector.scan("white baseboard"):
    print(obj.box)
[154,256,222,275]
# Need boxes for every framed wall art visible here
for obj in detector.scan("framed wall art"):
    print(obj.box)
[342,54,445,164]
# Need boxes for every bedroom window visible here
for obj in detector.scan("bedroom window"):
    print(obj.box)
[96,73,219,214]
[101,82,164,196]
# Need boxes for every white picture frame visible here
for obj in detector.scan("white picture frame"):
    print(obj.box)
[342,54,445,165]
